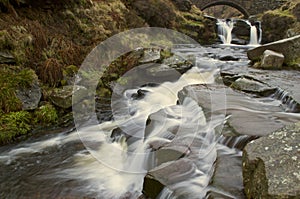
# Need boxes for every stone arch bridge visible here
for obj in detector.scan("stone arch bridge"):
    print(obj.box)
[191,0,288,18]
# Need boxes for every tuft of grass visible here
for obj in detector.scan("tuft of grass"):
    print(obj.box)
[0,111,32,144]
[39,58,64,87]
[34,104,58,125]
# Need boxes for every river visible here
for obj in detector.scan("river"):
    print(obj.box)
[0,39,300,198]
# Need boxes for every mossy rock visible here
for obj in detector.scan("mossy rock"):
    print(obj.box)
[0,65,37,113]
[261,7,297,43]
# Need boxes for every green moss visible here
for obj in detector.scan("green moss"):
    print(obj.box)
[160,49,173,59]
[266,9,295,18]
[63,65,78,76]
[0,65,36,112]
[34,104,58,124]
[0,111,32,144]
[286,57,300,68]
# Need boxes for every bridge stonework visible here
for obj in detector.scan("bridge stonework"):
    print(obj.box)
[191,0,288,18]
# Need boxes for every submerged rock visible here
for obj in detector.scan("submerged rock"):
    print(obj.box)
[139,49,161,64]
[219,55,240,61]
[247,35,300,67]
[260,50,285,69]
[230,76,276,96]
[243,122,300,198]
[155,144,189,166]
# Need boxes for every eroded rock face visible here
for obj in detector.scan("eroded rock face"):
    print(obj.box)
[243,122,300,198]
[247,35,300,67]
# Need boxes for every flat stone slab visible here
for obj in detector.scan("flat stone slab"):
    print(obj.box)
[243,122,300,198]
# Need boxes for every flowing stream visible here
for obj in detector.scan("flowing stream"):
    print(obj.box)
[0,44,299,199]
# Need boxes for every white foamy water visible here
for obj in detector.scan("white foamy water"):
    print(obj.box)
[66,67,220,198]
[217,19,234,44]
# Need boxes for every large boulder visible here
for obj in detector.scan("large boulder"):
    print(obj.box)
[247,35,300,67]
[260,50,285,69]
[243,122,300,198]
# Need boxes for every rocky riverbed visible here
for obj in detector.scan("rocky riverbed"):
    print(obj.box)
[0,0,300,198]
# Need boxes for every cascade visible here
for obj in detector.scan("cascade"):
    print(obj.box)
[247,21,260,45]
[216,19,234,44]
[216,18,262,46]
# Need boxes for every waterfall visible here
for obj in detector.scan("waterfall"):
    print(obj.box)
[217,19,234,44]
[249,25,258,45]
[246,21,259,45]
[257,21,262,44]
[216,18,262,46]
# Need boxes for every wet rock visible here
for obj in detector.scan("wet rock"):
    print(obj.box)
[155,144,189,166]
[148,158,195,185]
[219,55,240,61]
[231,38,248,45]
[147,138,170,150]
[139,49,161,64]
[180,84,290,137]
[0,52,15,64]
[210,149,245,198]
[49,85,88,109]
[143,174,164,199]
[260,50,285,69]
[162,54,193,74]
[232,19,250,39]
[247,35,300,67]
[144,159,196,199]
[230,77,276,96]
[243,122,300,198]
[131,89,148,100]
[15,81,42,110]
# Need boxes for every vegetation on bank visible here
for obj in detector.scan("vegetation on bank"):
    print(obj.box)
[0,0,216,145]
[259,0,300,43]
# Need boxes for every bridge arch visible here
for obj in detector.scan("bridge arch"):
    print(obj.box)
[200,1,250,18]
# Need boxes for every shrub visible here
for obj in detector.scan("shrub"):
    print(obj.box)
[34,104,58,125]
